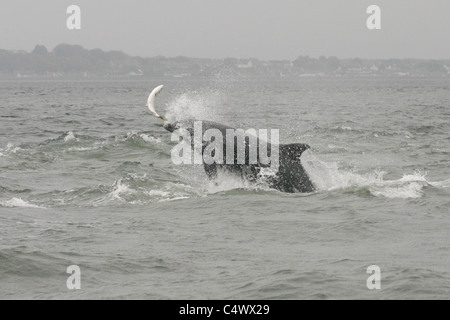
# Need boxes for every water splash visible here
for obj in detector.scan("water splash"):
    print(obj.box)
[98,173,203,205]
[429,178,450,189]
[109,178,135,201]
[139,134,161,144]
[164,89,225,122]
[370,181,424,199]
[0,197,44,208]
[114,131,161,146]
[206,171,251,194]
[303,152,429,199]
[0,143,20,156]
[63,131,77,142]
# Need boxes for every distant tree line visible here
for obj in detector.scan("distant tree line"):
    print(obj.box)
[0,44,449,77]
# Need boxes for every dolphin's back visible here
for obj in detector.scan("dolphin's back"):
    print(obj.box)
[166,119,315,193]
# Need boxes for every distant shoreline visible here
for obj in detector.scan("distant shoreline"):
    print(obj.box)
[1,44,450,78]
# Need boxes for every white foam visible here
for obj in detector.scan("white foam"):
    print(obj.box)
[140,134,161,144]
[429,178,450,188]
[371,182,424,199]
[115,131,161,145]
[109,179,134,201]
[142,183,198,203]
[398,173,427,183]
[303,153,429,199]
[146,189,170,197]
[1,143,20,155]
[0,197,43,208]
[64,131,77,142]
[159,196,190,202]
[303,154,378,191]
[114,131,136,142]
[66,140,107,152]
[205,170,270,194]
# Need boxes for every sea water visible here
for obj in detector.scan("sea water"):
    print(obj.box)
[0,76,449,299]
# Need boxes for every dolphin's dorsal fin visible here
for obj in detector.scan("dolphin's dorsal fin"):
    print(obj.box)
[146,85,166,120]
[279,143,310,160]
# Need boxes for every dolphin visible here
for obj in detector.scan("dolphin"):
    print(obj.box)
[145,85,315,193]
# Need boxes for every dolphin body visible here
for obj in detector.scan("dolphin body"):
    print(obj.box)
[146,86,315,193]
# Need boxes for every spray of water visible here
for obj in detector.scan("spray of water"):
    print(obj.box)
[302,152,429,199]
[164,89,226,123]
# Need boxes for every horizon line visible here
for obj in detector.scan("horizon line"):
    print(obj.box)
[3,43,450,62]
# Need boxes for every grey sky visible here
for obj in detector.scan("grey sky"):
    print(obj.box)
[1,0,449,60]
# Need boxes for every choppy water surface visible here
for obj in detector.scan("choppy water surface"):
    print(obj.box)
[0,76,449,299]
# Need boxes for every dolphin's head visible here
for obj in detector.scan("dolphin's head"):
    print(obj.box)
[163,121,180,133]
[163,119,195,133]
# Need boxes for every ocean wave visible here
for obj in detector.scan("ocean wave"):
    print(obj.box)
[370,182,424,199]
[109,178,136,201]
[63,131,77,142]
[94,174,202,205]
[0,197,44,208]
[139,134,161,144]
[0,143,21,156]
[303,153,429,199]
[66,146,101,152]
[204,170,275,195]
[330,125,356,132]
[113,131,163,148]
[2,131,164,159]
[429,178,450,188]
